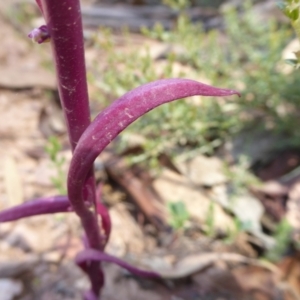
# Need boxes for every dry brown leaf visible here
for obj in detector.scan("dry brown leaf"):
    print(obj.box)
[193,267,245,299]
[3,156,23,207]
[278,253,300,300]
[130,252,276,279]
[0,67,55,90]
[106,204,146,257]
[153,168,234,231]
[233,265,278,300]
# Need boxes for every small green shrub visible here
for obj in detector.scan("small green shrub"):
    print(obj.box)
[167,200,190,230]
[90,1,298,165]
[265,218,292,262]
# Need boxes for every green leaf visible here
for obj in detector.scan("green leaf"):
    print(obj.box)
[290,8,300,21]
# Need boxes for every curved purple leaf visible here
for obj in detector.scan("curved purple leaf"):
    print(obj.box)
[0,196,71,222]
[68,78,239,298]
[76,249,159,278]
[68,78,239,211]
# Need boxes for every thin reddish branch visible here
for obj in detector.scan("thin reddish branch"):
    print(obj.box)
[76,249,159,278]
[0,196,71,222]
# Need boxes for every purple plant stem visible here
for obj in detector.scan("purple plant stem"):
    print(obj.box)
[96,184,111,243]
[40,0,105,295]
[40,0,91,147]
[76,249,160,278]
[68,78,240,221]
[0,196,71,222]
[39,0,98,209]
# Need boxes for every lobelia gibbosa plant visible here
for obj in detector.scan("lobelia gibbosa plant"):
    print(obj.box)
[0,0,240,299]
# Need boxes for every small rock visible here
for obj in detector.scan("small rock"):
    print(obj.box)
[0,278,23,300]
[0,255,39,278]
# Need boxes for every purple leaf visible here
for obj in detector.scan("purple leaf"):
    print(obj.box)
[0,196,71,222]
[68,78,240,211]
[76,249,160,278]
